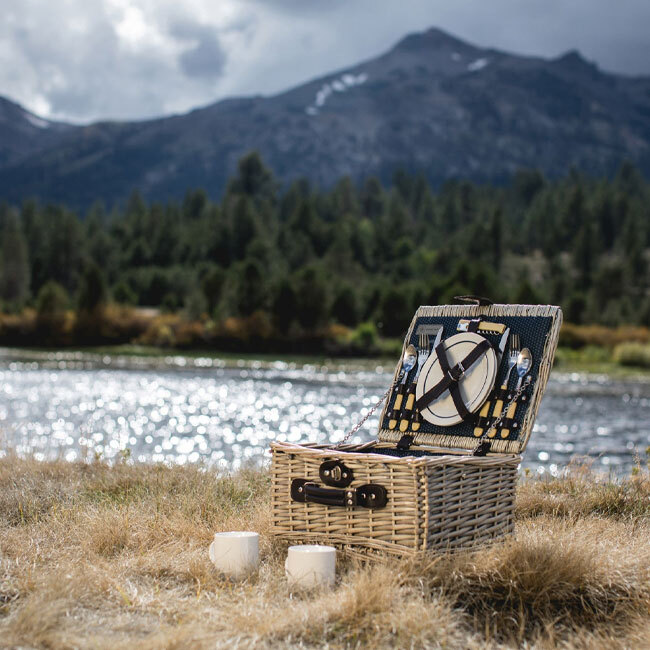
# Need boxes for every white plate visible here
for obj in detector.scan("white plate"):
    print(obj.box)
[415,332,497,427]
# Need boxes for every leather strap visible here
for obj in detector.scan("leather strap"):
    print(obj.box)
[463,318,482,333]
[415,338,492,420]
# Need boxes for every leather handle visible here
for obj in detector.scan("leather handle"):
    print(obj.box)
[306,483,346,507]
[454,295,493,306]
[291,479,387,509]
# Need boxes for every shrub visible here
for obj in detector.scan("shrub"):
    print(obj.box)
[184,289,208,321]
[613,342,650,368]
[561,323,650,349]
[112,281,137,306]
[35,281,70,339]
[350,322,379,349]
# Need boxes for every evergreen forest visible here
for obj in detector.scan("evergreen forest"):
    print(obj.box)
[0,153,649,349]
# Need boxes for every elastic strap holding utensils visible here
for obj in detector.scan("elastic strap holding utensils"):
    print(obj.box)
[415,338,492,420]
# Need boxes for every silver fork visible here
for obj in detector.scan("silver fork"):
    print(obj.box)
[399,333,430,432]
[505,334,521,391]
[414,332,431,381]
[486,334,521,438]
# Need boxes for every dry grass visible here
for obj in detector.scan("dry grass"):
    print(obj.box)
[0,457,648,649]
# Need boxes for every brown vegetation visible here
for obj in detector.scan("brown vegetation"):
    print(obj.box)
[0,306,376,355]
[4,307,650,363]
[559,322,650,349]
[0,457,648,648]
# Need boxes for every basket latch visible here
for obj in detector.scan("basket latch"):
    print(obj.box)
[397,434,414,451]
[472,441,491,456]
[319,460,353,487]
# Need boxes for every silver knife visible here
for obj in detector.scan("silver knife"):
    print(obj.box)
[496,327,510,366]
[473,326,510,438]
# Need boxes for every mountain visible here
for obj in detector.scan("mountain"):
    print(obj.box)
[1,27,650,209]
[0,96,73,169]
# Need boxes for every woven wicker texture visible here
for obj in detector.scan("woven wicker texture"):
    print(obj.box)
[271,441,519,556]
[378,304,562,454]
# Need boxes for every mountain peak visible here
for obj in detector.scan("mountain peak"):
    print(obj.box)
[554,49,598,71]
[393,27,470,53]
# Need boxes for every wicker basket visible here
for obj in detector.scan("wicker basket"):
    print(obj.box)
[271,303,562,557]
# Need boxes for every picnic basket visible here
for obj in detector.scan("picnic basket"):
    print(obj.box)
[270,301,562,558]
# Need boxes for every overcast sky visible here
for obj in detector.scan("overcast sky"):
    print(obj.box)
[3,0,650,124]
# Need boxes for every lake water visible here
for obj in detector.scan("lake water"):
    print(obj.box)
[1,349,649,476]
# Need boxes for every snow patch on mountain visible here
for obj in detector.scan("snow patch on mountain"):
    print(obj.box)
[467,58,489,72]
[24,112,50,129]
[306,72,368,115]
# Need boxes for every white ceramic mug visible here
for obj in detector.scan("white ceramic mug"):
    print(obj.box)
[285,545,336,589]
[209,531,259,578]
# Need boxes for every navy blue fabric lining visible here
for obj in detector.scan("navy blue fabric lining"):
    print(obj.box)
[382,315,553,442]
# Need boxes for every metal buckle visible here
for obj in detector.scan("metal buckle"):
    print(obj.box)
[448,362,465,382]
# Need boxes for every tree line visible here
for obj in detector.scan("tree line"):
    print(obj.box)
[0,153,648,342]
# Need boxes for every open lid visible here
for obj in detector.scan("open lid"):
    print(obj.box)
[377,302,563,455]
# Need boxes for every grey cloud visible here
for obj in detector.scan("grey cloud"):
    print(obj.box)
[243,0,349,13]
[170,22,227,81]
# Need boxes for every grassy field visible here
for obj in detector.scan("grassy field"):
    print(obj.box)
[0,458,648,648]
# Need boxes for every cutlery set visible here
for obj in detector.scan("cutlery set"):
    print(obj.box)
[387,319,534,442]
[387,326,442,433]
[474,332,533,440]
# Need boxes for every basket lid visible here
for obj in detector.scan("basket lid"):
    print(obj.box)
[377,303,562,455]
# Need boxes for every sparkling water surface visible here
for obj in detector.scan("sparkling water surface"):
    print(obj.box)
[1,349,649,476]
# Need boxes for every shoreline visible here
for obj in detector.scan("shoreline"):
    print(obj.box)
[2,343,650,380]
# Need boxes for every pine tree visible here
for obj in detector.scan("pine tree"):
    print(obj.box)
[228,152,276,204]
[331,284,358,327]
[231,196,258,260]
[271,278,297,335]
[78,263,108,315]
[236,260,266,316]
[0,213,30,308]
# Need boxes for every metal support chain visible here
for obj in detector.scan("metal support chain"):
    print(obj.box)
[336,384,394,448]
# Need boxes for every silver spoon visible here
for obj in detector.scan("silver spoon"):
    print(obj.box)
[499,347,533,439]
[514,348,532,391]
[399,344,418,382]
[388,344,417,429]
